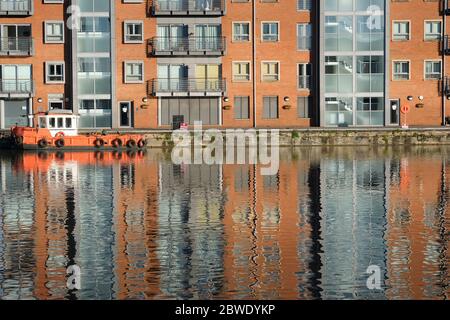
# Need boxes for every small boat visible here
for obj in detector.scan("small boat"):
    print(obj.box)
[10,112,147,150]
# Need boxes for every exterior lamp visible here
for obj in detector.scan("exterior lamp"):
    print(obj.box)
[392,104,397,111]
[407,96,413,101]
[283,96,290,102]
[223,97,229,102]
[37,98,43,103]
[142,97,148,103]
[418,96,424,101]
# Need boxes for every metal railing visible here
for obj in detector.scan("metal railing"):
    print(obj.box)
[151,0,225,15]
[298,75,311,90]
[0,37,33,55]
[149,78,226,94]
[149,36,225,55]
[443,76,450,96]
[0,79,33,94]
[0,0,32,14]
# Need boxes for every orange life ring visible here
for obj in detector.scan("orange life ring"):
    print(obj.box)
[55,131,65,138]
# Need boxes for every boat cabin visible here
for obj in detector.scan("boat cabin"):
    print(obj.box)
[38,114,79,137]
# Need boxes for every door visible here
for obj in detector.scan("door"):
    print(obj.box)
[3,99,28,128]
[157,25,187,51]
[119,101,132,127]
[389,99,400,125]
[1,25,30,52]
[1,65,31,93]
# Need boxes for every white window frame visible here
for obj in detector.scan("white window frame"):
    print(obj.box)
[424,20,442,41]
[43,0,64,3]
[45,62,65,84]
[44,21,64,43]
[297,0,312,11]
[124,20,144,43]
[232,61,251,82]
[232,22,251,42]
[297,23,312,50]
[124,61,144,83]
[392,60,410,81]
[424,59,442,80]
[261,61,280,82]
[261,22,279,42]
[298,63,311,90]
[392,20,410,41]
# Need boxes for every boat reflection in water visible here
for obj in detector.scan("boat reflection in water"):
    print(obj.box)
[0,147,448,300]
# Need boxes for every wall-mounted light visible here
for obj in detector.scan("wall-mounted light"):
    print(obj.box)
[37,98,43,103]
[407,96,413,101]
[223,97,229,102]
[447,95,450,100]
[418,96,424,101]
[142,97,148,103]
[392,104,397,111]
[283,96,290,102]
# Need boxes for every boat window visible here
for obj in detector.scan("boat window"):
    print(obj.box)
[57,117,64,128]
[65,117,72,128]
[49,118,56,128]
[39,117,46,128]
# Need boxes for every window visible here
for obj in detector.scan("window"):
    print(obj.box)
[124,21,143,43]
[392,21,409,41]
[233,22,250,41]
[46,62,65,83]
[297,97,310,118]
[45,21,64,43]
[234,96,250,119]
[65,118,72,128]
[298,63,311,89]
[263,96,278,119]
[424,21,441,41]
[393,61,410,80]
[262,22,279,42]
[424,60,441,80]
[297,0,312,10]
[233,62,250,81]
[262,62,279,81]
[297,23,312,50]
[124,61,144,83]
[48,94,64,109]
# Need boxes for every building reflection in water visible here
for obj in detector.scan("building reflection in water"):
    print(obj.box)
[0,147,448,299]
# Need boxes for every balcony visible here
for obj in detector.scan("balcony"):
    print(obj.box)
[150,0,225,16]
[0,79,34,97]
[445,0,450,15]
[0,0,33,15]
[148,37,226,56]
[0,37,33,56]
[298,75,311,90]
[149,78,226,96]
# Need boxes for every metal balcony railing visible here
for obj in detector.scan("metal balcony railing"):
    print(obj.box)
[151,0,225,15]
[0,37,33,55]
[443,76,450,96]
[0,0,32,15]
[148,36,226,55]
[443,35,450,55]
[0,79,34,94]
[149,78,226,95]
[298,75,311,90]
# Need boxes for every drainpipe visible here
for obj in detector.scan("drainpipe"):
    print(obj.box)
[443,1,447,126]
[252,0,257,128]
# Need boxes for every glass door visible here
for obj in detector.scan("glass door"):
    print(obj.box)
[195,24,221,51]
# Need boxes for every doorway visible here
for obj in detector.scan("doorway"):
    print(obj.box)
[119,101,132,127]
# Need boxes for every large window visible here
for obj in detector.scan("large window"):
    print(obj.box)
[297,96,310,118]
[263,96,279,119]
[325,56,353,93]
[356,56,384,92]
[298,63,311,89]
[324,16,352,51]
[325,97,353,126]
[356,97,383,126]
[297,23,312,50]
[234,96,250,119]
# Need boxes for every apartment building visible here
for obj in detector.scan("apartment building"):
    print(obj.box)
[0,0,448,129]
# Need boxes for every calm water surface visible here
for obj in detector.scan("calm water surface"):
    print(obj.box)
[0,147,448,300]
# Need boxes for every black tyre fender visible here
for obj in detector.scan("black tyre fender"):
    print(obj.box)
[126,139,137,149]
[55,139,65,148]
[38,139,48,148]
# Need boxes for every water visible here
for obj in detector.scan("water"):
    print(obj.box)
[0,146,448,300]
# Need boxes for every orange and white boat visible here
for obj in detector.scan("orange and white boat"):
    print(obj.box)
[10,112,147,150]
